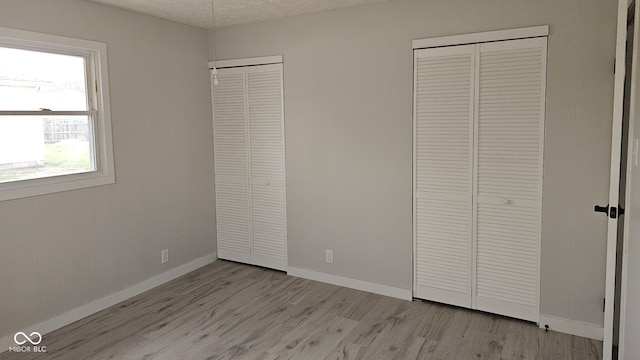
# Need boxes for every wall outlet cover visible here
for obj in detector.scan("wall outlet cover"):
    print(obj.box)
[325,249,334,264]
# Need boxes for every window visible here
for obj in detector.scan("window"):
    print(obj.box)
[0,27,114,201]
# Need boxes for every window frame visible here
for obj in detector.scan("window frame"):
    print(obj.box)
[0,27,115,201]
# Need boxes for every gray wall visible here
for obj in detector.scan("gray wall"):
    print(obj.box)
[0,0,215,339]
[212,0,617,326]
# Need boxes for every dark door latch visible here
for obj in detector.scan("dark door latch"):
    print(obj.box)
[594,204,624,219]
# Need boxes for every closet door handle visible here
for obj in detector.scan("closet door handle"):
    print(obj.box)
[503,199,512,205]
[265,180,270,186]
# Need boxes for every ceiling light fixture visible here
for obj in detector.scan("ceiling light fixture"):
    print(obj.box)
[211,0,219,86]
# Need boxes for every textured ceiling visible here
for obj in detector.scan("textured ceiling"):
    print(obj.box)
[89,0,391,28]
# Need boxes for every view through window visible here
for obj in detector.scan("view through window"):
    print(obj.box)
[0,47,94,183]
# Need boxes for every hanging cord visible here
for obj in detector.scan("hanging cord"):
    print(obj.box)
[211,0,219,85]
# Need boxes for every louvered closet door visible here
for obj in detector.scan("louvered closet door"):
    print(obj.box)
[247,64,287,271]
[474,37,546,322]
[212,67,251,264]
[414,45,475,308]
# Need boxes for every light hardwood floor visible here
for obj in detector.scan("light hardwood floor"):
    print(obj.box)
[1,260,601,360]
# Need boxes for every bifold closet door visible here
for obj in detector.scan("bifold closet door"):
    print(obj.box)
[413,45,475,308]
[212,67,251,264]
[247,64,287,271]
[212,63,287,272]
[474,37,546,322]
[414,37,546,322]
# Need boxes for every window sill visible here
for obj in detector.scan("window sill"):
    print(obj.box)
[0,170,115,201]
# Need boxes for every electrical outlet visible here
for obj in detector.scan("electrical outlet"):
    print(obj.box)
[325,249,334,264]
[161,249,169,264]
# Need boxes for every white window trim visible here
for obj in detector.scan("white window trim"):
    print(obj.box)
[0,27,115,201]
[412,25,549,49]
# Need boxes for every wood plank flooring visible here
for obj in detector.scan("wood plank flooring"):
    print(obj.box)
[0,260,602,359]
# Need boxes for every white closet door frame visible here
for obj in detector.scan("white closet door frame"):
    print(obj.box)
[209,55,283,70]
[604,1,630,358]
[412,26,548,50]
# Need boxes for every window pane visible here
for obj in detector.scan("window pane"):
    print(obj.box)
[0,115,94,183]
[0,47,88,111]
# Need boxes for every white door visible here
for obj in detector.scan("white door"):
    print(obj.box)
[474,37,547,322]
[603,1,630,358]
[619,18,640,358]
[620,26,640,358]
[247,64,287,271]
[413,44,475,308]
[212,67,251,264]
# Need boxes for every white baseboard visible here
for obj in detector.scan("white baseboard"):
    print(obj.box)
[0,253,217,351]
[539,314,604,340]
[287,266,412,301]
